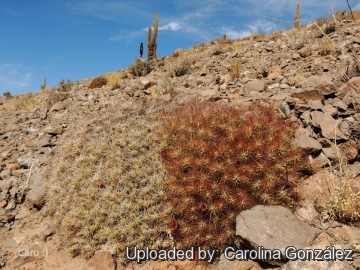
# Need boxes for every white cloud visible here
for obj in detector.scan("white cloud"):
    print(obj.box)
[159,22,181,31]
[0,64,32,88]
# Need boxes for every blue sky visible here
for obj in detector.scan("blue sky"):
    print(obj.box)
[0,0,356,95]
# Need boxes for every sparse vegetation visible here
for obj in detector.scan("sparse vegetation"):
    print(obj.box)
[3,91,12,98]
[168,57,195,77]
[57,79,72,92]
[104,71,125,90]
[46,88,71,106]
[129,59,155,77]
[8,93,39,110]
[318,38,335,56]
[88,76,107,89]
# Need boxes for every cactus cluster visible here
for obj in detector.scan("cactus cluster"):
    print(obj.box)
[159,100,309,250]
[45,100,171,264]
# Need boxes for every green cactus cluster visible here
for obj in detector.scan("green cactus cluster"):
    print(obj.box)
[44,100,172,264]
[159,100,310,250]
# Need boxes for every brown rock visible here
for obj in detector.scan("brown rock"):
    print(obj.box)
[85,250,116,270]
[303,74,336,95]
[236,205,316,264]
[0,200,7,208]
[310,111,324,128]
[291,89,324,102]
[292,53,301,60]
[44,124,63,135]
[49,101,67,112]
[310,153,329,172]
[298,169,340,209]
[267,64,282,80]
[294,133,322,154]
[319,113,349,140]
[6,163,20,171]
[339,140,358,161]
[243,80,266,94]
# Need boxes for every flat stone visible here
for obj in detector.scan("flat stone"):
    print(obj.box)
[236,205,316,263]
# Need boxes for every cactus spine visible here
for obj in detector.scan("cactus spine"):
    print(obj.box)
[147,12,159,60]
[294,2,301,28]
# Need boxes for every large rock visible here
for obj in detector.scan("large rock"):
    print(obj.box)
[300,74,336,95]
[236,205,316,264]
[294,133,322,154]
[291,89,324,102]
[319,113,350,140]
[44,124,63,135]
[298,170,339,209]
[243,80,266,94]
[26,172,47,208]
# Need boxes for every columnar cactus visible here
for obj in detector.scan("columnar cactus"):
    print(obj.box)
[159,100,310,250]
[294,2,301,28]
[147,12,159,60]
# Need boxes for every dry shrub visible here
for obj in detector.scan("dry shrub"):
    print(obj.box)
[88,76,107,89]
[8,93,39,110]
[104,71,125,90]
[318,38,335,56]
[129,59,155,77]
[168,57,195,77]
[46,88,71,106]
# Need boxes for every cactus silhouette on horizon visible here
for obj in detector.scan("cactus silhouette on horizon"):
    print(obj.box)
[147,12,159,60]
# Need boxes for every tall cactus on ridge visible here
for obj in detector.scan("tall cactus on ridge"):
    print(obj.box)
[147,12,159,60]
[294,2,301,28]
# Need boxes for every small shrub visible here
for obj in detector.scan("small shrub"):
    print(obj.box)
[88,76,107,89]
[104,71,125,90]
[168,57,194,77]
[3,91,12,98]
[159,100,310,250]
[129,59,155,77]
[172,49,182,58]
[324,179,360,223]
[323,23,336,35]
[47,88,71,106]
[318,38,335,56]
[8,93,39,110]
[289,72,304,86]
[57,79,72,92]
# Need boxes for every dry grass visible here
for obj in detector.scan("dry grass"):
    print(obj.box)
[46,88,71,106]
[44,100,172,264]
[288,72,304,87]
[153,76,174,97]
[168,56,195,77]
[7,93,39,111]
[104,70,125,90]
[318,38,335,56]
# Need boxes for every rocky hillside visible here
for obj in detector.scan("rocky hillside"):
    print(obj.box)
[0,13,360,270]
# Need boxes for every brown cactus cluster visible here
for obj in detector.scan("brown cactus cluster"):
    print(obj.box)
[159,100,310,250]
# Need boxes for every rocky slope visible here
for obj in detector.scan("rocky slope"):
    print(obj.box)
[0,14,360,270]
